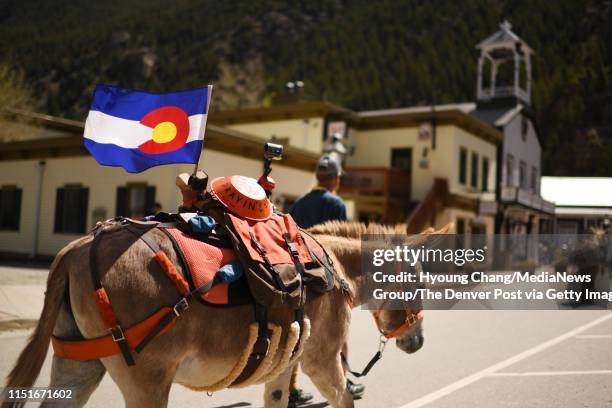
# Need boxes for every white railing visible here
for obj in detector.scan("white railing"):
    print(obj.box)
[479,86,530,103]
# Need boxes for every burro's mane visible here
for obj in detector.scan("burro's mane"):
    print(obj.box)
[307,220,431,248]
[307,220,406,239]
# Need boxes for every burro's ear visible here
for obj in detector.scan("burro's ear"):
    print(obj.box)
[419,227,435,235]
[435,223,453,234]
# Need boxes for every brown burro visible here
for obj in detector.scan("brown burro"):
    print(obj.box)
[3,221,441,408]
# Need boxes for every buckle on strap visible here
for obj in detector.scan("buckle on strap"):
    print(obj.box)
[110,326,125,342]
[406,312,417,326]
[283,233,300,259]
[378,335,388,353]
[173,298,189,316]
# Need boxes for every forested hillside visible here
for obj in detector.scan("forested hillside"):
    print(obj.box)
[0,0,610,175]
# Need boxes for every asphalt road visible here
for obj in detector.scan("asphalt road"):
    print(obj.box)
[0,267,611,407]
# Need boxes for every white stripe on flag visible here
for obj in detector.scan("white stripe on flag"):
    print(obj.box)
[84,111,207,148]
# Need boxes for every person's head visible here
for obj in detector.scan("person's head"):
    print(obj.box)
[152,202,162,214]
[315,155,343,192]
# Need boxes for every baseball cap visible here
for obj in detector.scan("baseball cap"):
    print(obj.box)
[316,155,343,180]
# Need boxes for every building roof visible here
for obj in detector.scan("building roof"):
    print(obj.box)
[209,101,357,125]
[0,110,319,171]
[476,21,534,54]
[356,104,502,144]
[474,104,528,128]
[211,101,502,145]
[357,103,476,117]
[541,177,612,208]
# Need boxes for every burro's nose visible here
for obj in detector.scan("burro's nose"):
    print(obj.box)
[397,333,424,354]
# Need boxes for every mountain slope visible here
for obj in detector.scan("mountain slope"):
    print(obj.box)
[0,0,610,175]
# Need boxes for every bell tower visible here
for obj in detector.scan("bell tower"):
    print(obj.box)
[476,21,533,106]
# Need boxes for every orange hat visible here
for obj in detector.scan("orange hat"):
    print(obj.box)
[210,175,272,221]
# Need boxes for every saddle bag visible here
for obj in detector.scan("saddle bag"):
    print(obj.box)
[223,212,334,309]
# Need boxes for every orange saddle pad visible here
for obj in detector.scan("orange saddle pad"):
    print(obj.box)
[165,228,238,305]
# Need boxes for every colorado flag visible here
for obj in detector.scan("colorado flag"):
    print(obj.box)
[84,84,212,173]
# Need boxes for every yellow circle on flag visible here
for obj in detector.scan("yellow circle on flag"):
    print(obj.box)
[152,121,177,143]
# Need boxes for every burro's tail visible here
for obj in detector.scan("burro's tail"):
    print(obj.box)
[2,238,84,407]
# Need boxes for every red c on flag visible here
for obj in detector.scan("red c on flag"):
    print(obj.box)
[138,106,190,154]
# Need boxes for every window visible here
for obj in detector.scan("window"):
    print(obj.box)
[459,147,467,185]
[506,154,514,186]
[391,148,412,173]
[481,158,490,192]
[519,161,528,189]
[531,166,538,192]
[456,218,466,235]
[116,184,156,219]
[0,186,22,231]
[521,117,528,141]
[470,152,479,189]
[54,185,89,234]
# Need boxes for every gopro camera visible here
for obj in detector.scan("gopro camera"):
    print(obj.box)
[264,143,283,161]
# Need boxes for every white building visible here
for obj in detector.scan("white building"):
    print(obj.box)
[0,110,317,258]
[541,177,612,234]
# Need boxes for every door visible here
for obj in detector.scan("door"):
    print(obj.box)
[391,148,412,173]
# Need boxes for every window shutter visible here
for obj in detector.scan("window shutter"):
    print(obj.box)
[0,189,4,229]
[12,189,22,230]
[145,186,156,215]
[54,188,65,232]
[116,187,127,217]
[78,188,89,233]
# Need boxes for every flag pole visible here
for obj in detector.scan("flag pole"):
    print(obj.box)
[193,84,214,176]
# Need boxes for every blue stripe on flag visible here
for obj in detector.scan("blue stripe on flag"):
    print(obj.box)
[90,84,209,121]
[84,139,203,173]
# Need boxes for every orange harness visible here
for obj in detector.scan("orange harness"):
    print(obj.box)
[52,222,213,364]
[371,308,424,339]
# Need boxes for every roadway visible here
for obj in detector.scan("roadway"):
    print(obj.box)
[0,266,610,407]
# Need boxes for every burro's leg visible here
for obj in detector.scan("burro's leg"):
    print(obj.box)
[264,365,294,408]
[42,299,105,407]
[41,357,105,408]
[103,356,176,408]
[301,352,353,408]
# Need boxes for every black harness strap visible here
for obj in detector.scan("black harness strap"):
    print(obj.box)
[282,233,307,352]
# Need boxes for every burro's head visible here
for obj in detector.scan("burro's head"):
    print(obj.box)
[372,305,424,354]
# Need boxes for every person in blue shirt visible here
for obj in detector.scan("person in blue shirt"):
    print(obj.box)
[290,155,347,228]
[287,155,364,407]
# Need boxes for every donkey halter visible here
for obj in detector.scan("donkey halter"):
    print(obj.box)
[372,308,422,339]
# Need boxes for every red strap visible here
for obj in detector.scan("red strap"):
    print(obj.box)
[52,307,176,361]
[93,288,119,329]
[154,251,189,296]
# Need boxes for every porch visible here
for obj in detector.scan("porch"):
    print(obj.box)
[339,167,411,223]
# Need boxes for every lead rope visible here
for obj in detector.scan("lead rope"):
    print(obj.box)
[340,335,388,378]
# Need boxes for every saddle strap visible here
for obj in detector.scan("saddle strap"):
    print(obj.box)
[53,307,177,361]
